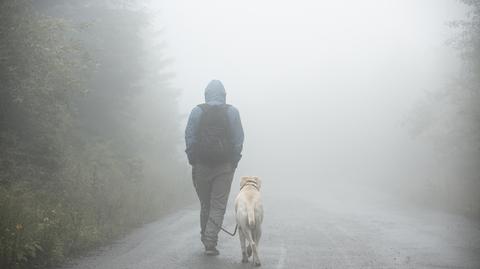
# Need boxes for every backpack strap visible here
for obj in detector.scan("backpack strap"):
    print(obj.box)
[197,103,210,112]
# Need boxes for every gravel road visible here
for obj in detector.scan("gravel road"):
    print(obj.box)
[62,183,480,269]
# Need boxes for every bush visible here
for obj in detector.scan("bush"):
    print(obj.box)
[0,1,192,268]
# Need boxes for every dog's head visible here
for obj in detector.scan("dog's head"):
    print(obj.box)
[240,176,261,190]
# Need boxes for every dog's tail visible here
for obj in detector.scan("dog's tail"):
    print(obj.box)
[247,206,255,229]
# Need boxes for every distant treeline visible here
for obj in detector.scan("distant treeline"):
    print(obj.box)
[409,0,480,217]
[0,1,190,268]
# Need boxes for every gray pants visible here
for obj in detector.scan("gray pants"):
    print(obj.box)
[192,163,235,248]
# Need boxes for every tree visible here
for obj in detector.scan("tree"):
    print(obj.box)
[0,1,190,268]
[408,0,480,216]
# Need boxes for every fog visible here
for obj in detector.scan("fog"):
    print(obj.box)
[1,0,479,268]
[155,0,468,190]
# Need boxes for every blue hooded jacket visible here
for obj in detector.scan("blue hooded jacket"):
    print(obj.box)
[185,80,244,166]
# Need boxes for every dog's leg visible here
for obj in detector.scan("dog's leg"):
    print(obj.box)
[247,244,252,258]
[247,228,255,258]
[246,224,252,257]
[252,243,260,266]
[254,226,262,247]
[253,227,262,266]
[245,228,261,267]
[239,228,248,263]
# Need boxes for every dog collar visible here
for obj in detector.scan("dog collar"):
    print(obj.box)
[240,182,259,191]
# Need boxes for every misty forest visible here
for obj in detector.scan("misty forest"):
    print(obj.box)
[0,1,479,269]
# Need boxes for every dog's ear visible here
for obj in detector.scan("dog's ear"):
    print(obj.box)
[240,176,249,188]
[254,176,261,189]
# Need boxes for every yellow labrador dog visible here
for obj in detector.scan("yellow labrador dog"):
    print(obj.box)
[235,176,263,266]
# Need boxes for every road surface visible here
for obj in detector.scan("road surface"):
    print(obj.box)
[62,183,480,269]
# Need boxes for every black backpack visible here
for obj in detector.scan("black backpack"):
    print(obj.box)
[195,103,233,164]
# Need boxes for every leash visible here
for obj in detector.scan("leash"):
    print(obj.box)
[208,216,238,237]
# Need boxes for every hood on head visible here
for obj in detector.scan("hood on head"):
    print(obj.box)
[205,80,226,104]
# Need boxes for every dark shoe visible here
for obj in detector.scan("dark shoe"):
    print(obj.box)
[205,247,220,256]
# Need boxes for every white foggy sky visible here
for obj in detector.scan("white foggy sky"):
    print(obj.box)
[148,0,467,182]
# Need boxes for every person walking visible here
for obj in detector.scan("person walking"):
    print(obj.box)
[185,80,244,255]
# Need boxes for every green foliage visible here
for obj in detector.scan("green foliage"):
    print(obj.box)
[0,1,191,268]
